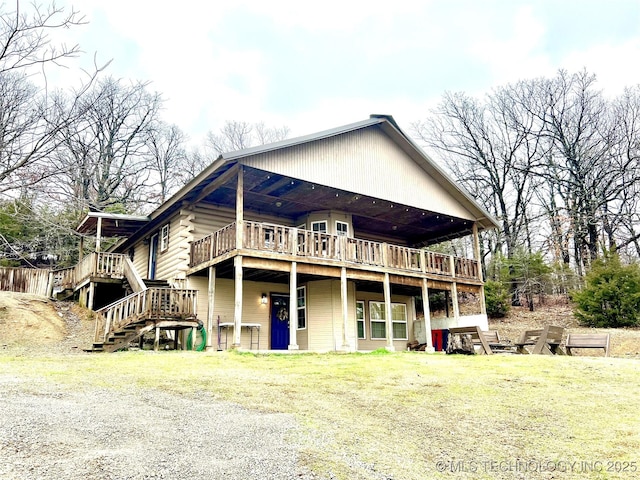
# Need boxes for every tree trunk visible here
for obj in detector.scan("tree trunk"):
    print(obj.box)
[446,333,475,355]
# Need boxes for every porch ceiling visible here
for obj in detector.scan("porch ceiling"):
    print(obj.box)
[192,165,475,247]
[76,212,150,237]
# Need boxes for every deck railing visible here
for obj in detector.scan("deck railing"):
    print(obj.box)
[189,220,480,280]
[94,287,198,343]
[52,252,129,292]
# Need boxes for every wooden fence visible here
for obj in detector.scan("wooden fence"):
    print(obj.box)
[0,267,52,296]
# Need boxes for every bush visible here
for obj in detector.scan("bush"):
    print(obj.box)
[484,280,510,318]
[572,254,640,328]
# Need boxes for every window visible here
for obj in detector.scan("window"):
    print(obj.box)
[336,221,349,236]
[369,302,386,339]
[311,221,328,255]
[311,221,327,233]
[369,301,408,340]
[297,286,306,329]
[160,224,170,252]
[391,303,408,340]
[356,301,365,339]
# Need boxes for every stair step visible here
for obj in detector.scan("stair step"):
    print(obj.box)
[143,279,171,288]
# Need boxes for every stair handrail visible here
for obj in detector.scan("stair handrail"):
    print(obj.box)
[93,287,199,344]
[123,256,146,292]
[94,288,147,343]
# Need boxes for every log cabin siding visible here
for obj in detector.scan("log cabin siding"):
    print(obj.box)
[242,127,476,221]
[154,213,190,284]
[132,240,149,280]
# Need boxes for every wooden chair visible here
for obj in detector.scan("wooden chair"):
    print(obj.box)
[565,333,610,357]
[481,330,516,353]
[515,325,565,354]
[448,326,493,355]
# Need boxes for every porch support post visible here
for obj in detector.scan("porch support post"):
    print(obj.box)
[340,267,349,350]
[472,222,482,279]
[154,325,160,352]
[235,165,244,250]
[422,277,434,352]
[449,256,460,324]
[206,266,216,350]
[87,282,95,311]
[79,235,85,261]
[288,262,299,350]
[233,256,243,347]
[96,216,102,252]
[473,223,487,315]
[383,272,394,351]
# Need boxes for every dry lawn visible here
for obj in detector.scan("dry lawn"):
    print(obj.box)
[1,292,640,479]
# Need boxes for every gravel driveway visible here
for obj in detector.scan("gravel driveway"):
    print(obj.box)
[0,375,319,480]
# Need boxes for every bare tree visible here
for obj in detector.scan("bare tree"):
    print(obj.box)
[52,77,162,213]
[206,120,290,156]
[145,122,187,204]
[0,0,85,75]
[526,71,637,274]
[0,1,102,194]
[413,87,542,267]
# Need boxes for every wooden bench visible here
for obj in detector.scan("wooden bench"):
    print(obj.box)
[565,333,610,357]
[515,325,564,355]
[448,326,493,355]
[482,330,516,353]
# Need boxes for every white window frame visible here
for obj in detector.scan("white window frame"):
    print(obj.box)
[160,224,170,252]
[356,300,366,339]
[311,221,327,233]
[336,221,349,236]
[368,301,408,340]
[297,286,306,330]
[369,301,386,340]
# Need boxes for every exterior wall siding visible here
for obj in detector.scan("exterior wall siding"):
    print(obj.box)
[242,127,475,220]
[355,290,414,351]
[188,276,291,350]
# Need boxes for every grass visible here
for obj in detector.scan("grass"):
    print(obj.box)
[1,350,639,479]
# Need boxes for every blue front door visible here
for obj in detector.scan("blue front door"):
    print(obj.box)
[148,233,158,280]
[270,294,290,350]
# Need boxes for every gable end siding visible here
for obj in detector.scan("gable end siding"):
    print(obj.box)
[242,127,476,220]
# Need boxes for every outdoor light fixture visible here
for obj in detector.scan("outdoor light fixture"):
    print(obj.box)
[261,293,268,305]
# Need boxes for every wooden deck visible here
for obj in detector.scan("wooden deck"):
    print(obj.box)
[189,220,480,280]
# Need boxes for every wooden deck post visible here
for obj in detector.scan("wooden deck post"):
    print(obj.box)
[449,256,460,323]
[383,272,394,351]
[154,326,160,351]
[87,282,95,311]
[233,256,243,348]
[288,261,299,350]
[232,166,244,349]
[236,165,244,250]
[96,216,102,252]
[472,222,482,281]
[206,266,216,350]
[421,278,434,351]
[340,267,349,350]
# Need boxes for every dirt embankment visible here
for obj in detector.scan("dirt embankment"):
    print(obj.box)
[0,292,94,354]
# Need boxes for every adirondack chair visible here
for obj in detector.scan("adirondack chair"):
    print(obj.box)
[515,325,565,355]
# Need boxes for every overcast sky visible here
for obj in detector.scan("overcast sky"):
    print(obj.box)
[55,0,640,148]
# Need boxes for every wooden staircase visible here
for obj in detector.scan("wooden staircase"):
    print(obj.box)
[89,287,199,352]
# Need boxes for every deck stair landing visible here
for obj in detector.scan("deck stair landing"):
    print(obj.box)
[90,286,199,352]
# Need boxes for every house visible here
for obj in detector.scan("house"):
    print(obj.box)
[72,114,499,352]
